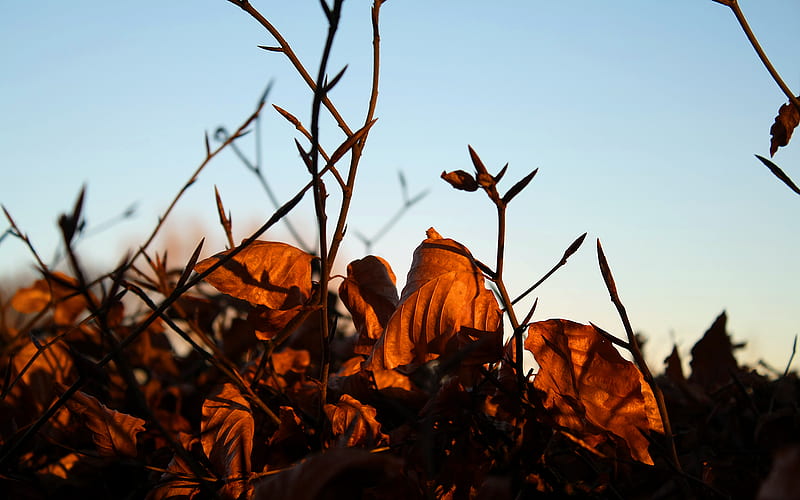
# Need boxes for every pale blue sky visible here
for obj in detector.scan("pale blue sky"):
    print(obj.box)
[1,1,798,370]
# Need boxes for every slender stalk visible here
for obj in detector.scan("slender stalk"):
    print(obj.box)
[719,1,800,112]
[309,0,344,408]
[326,0,385,266]
[596,239,681,471]
[231,0,353,137]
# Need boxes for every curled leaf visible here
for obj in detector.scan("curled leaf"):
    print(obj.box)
[526,319,663,465]
[366,228,501,371]
[440,170,479,192]
[64,388,146,457]
[338,256,399,355]
[323,394,387,448]
[769,99,800,156]
[195,241,313,310]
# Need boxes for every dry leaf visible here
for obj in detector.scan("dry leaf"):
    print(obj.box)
[247,304,307,341]
[324,394,387,448]
[201,383,254,499]
[10,272,94,325]
[526,319,663,465]
[271,348,311,376]
[664,345,686,385]
[338,256,399,355]
[195,241,313,310]
[8,340,76,418]
[64,388,145,457]
[441,170,479,192]
[688,311,739,392]
[146,432,202,500]
[769,99,800,156]
[366,228,500,371]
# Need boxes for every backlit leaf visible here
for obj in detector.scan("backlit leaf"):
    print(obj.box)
[769,99,800,156]
[64,388,145,457]
[323,394,387,448]
[365,228,499,371]
[10,272,94,325]
[526,319,663,465]
[195,241,313,310]
[201,383,254,499]
[338,256,399,355]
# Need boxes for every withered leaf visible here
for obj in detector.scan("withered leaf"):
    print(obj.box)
[664,344,686,385]
[366,228,499,371]
[338,256,399,355]
[64,388,146,457]
[323,394,387,448]
[271,348,311,376]
[9,340,76,416]
[769,99,800,156]
[688,311,739,391]
[441,170,479,192]
[10,272,94,325]
[195,241,313,310]
[526,319,663,465]
[147,432,202,500]
[201,383,254,499]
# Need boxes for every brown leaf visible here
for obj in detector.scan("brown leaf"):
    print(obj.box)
[664,344,686,385]
[8,340,76,418]
[64,388,146,457]
[323,394,388,448]
[195,241,313,310]
[526,319,663,465]
[769,99,800,156]
[252,448,408,500]
[201,383,254,499]
[688,311,739,391]
[271,348,311,376]
[441,170,479,192]
[146,432,202,500]
[247,304,306,341]
[338,256,399,355]
[10,272,94,325]
[365,228,498,371]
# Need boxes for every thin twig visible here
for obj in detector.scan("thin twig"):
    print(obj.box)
[596,239,681,471]
[716,0,800,113]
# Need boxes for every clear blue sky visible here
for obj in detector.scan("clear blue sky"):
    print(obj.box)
[1,1,798,371]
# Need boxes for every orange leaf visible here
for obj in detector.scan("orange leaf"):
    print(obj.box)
[338,256,399,355]
[526,319,663,465]
[365,228,499,371]
[323,394,387,448]
[769,99,800,156]
[8,340,76,417]
[195,241,313,309]
[201,383,254,499]
[10,272,94,325]
[64,388,146,457]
